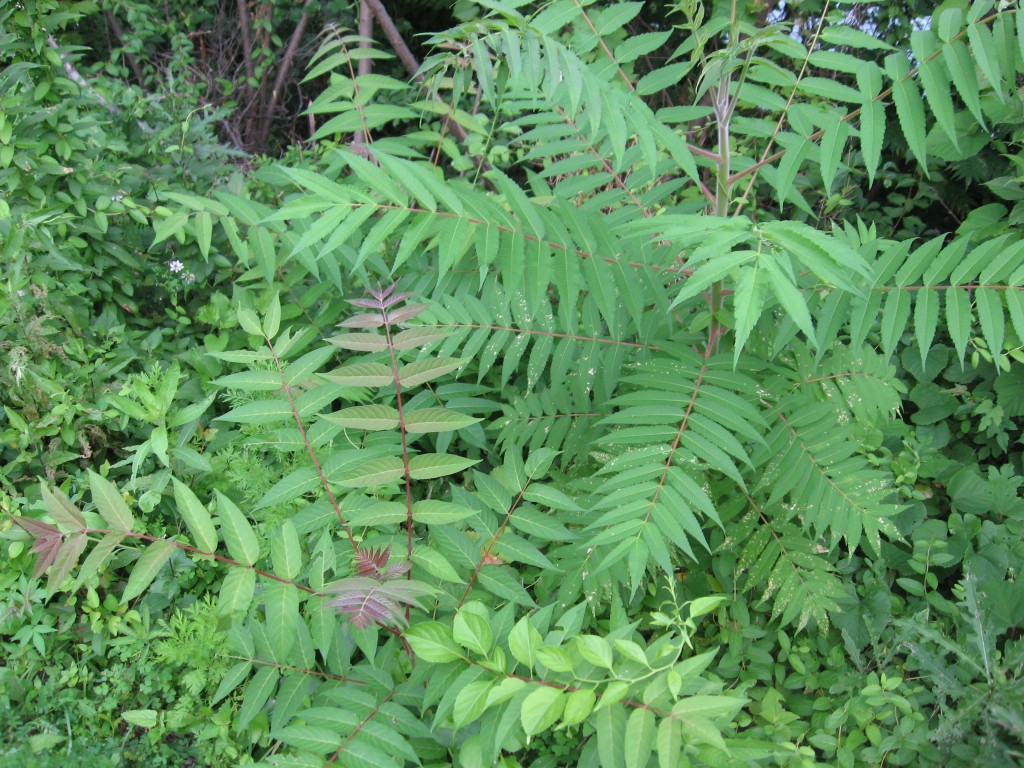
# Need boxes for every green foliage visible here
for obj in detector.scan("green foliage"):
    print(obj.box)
[4,0,1024,766]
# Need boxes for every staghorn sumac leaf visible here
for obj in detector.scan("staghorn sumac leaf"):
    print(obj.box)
[391,326,450,349]
[325,404,400,430]
[271,520,302,581]
[216,400,292,425]
[407,453,480,479]
[397,357,462,387]
[624,708,656,768]
[340,456,406,487]
[323,362,394,387]
[236,666,279,731]
[211,370,282,392]
[121,540,175,603]
[45,531,88,596]
[71,532,124,591]
[411,499,478,524]
[173,478,218,554]
[88,470,134,533]
[216,492,259,566]
[326,332,390,351]
[402,407,480,433]
[219,567,256,617]
[40,485,86,531]
[272,725,342,754]
[264,580,299,660]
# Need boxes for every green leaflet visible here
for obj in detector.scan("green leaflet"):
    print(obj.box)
[216,491,260,566]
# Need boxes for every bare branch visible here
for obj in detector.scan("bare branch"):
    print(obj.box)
[253,0,315,152]
[237,0,256,83]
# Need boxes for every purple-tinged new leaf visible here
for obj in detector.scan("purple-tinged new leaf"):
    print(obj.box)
[355,545,391,578]
[348,297,384,309]
[385,561,412,579]
[46,531,88,596]
[13,516,61,539]
[386,303,428,325]
[40,486,87,531]
[340,313,386,328]
[381,291,414,308]
[324,577,434,627]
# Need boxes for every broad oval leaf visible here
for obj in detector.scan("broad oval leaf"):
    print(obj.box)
[406,621,464,662]
[520,685,565,736]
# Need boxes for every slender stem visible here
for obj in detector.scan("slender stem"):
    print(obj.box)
[353,0,374,146]
[237,0,256,83]
[708,77,733,353]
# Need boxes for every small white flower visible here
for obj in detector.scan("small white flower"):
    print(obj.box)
[168,260,184,273]
[182,272,196,284]
[16,290,25,297]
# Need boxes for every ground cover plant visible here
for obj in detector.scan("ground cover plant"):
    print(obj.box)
[3,0,1024,766]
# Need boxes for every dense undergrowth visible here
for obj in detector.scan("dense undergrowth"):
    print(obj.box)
[3,0,1024,766]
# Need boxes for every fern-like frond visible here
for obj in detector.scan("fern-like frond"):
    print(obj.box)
[585,350,767,594]
[755,345,905,555]
[731,507,848,633]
